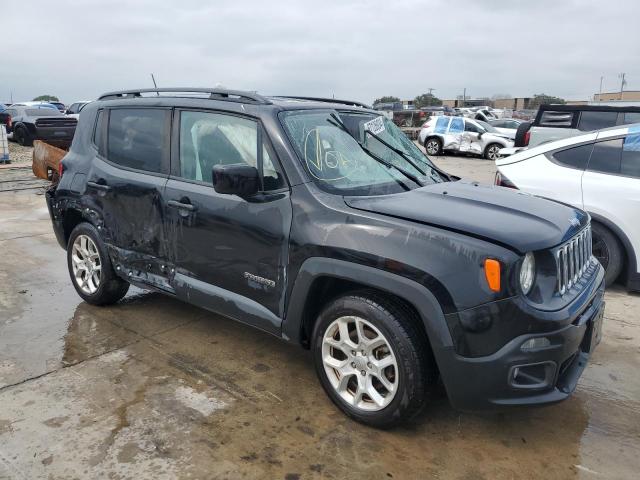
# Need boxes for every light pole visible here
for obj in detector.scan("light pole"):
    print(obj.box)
[619,73,626,100]
[599,76,603,102]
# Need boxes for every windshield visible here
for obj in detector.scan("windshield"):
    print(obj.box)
[281,110,445,195]
[476,120,499,133]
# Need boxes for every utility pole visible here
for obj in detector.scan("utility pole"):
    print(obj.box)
[619,73,626,100]
[598,76,603,102]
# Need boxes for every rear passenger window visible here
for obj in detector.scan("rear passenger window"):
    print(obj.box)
[179,111,285,190]
[587,139,622,175]
[621,133,640,178]
[578,111,618,131]
[107,108,168,173]
[551,143,593,170]
[623,112,640,125]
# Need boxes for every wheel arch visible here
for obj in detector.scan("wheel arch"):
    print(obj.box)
[424,135,443,147]
[283,258,453,360]
[589,212,637,288]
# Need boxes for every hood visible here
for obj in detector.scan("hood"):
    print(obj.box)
[491,132,515,141]
[344,180,588,253]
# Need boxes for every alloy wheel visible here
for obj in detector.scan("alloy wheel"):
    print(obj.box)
[426,140,439,155]
[71,234,102,294]
[321,315,398,411]
[487,145,500,160]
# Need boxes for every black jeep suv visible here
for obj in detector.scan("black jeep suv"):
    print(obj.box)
[46,88,605,427]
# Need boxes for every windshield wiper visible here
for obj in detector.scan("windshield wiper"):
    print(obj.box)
[327,115,424,188]
[363,128,427,176]
[360,127,454,182]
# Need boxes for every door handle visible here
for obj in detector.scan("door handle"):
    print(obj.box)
[87,181,111,192]
[167,200,196,211]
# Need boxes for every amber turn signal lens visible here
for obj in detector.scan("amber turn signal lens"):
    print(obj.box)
[484,259,501,292]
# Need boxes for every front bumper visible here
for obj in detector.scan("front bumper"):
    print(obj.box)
[437,265,605,411]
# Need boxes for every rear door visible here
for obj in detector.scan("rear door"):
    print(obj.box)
[582,128,640,275]
[164,109,292,334]
[86,107,171,286]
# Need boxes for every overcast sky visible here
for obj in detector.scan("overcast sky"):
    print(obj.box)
[2,0,638,105]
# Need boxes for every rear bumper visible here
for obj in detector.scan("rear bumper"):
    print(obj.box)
[45,187,66,249]
[437,267,605,411]
[35,127,75,148]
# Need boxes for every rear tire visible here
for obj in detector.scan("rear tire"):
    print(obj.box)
[591,222,623,286]
[312,292,436,428]
[67,222,129,305]
[424,137,442,156]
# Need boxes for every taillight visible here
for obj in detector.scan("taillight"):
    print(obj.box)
[58,161,64,178]
[524,131,530,146]
[6,115,11,129]
[495,171,518,189]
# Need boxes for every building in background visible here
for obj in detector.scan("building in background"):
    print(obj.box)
[594,90,640,102]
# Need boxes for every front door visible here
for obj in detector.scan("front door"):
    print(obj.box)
[86,107,171,286]
[164,109,292,334]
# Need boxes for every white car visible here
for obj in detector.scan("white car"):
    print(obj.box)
[419,116,514,160]
[65,101,91,119]
[489,118,522,136]
[495,124,640,290]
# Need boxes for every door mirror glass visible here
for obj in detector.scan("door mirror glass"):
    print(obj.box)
[212,163,259,197]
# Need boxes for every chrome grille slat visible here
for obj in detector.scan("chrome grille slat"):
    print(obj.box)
[555,225,592,296]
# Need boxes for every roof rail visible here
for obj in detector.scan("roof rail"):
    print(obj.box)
[274,96,371,109]
[97,88,271,105]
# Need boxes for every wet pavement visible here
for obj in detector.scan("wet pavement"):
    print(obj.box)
[1,165,639,479]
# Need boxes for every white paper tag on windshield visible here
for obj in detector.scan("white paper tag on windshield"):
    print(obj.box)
[364,116,385,135]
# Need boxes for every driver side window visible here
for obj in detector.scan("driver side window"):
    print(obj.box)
[464,121,481,133]
[178,111,285,190]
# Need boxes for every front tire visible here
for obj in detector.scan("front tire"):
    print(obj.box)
[484,143,501,160]
[312,292,435,428]
[67,222,129,305]
[591,222,623,286]
[15,126,33,147]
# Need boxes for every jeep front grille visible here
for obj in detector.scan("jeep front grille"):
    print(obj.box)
[555,226,592,296]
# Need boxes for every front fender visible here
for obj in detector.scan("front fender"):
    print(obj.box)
[282,257,454,356]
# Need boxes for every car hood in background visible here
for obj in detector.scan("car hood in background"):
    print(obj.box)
[344,180,588,253]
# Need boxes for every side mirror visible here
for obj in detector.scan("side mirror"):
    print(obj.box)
[478,131,484,138]
[212,163,259,197]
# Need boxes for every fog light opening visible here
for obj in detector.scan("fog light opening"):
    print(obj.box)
[521,337,551,351]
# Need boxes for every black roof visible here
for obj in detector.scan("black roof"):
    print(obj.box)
[96,88,373,112]
[539,103,640,113]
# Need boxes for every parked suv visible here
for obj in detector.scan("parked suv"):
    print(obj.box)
[419,115,514,160]
[46,88,605,427]
[511,104,640,151]
[496,124,640,290]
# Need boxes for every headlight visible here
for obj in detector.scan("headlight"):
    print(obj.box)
[519,252,536,295]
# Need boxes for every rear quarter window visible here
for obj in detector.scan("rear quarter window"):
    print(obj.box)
[538,110,575,128]
[550,143,593,170]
